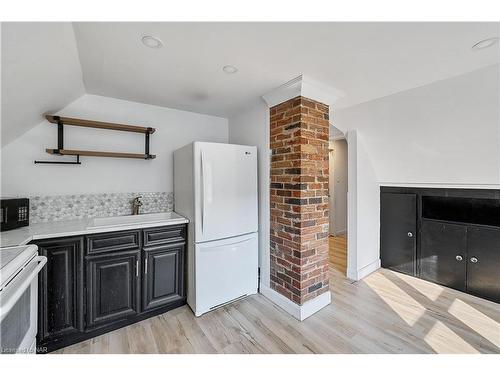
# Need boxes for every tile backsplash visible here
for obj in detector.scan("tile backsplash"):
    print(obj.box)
[30,192,173,224]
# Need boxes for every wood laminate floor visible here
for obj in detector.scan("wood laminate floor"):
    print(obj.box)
[56,268,500,353]
[329,234,347,275]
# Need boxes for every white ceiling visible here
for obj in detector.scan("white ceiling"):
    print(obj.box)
[2,22,499,146]
[1,22,85,146]
[73,22,499,117]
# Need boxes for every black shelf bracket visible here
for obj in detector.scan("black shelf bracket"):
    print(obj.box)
[35,154,81,165]
[56,116,64,150]
[35,117,81,165]
[145,127,153,159]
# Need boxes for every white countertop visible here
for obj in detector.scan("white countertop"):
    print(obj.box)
[0,212,189,248]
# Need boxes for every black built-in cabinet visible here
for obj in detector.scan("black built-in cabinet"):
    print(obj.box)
[380,193,417,275]
[467,226,500,303]
[420,220,467,291]
[380,187,500,304]
[32,224,187,352]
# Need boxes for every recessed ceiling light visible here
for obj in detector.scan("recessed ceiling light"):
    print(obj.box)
[141,35,163,49]
[471,37,499,50]
[222,65,238,74]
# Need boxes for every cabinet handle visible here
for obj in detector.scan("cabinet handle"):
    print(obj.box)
[455,255,463,261]
[470,257,478,263]
[136,260,139,277]
[407,232,413,238]
[144,258,148,274]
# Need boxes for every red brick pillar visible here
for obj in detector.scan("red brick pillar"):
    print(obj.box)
[269,96,330,305]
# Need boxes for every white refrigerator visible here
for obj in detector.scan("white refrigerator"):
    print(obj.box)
[174,142,258,316]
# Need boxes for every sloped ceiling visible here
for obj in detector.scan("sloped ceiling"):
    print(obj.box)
[1,22,85,146]
[2,22,499,146]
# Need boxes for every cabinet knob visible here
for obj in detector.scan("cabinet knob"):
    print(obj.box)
[470,257,478,263]
[407,232,413,238]
[455,255,463,261]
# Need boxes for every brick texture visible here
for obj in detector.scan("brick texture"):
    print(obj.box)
[269,96,330,305]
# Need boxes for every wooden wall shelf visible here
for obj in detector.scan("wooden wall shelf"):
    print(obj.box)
[46,149,156,159]
[35,115,156,165]
[45,115,155,134]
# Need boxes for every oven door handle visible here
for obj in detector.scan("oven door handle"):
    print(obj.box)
[0,255,47,322]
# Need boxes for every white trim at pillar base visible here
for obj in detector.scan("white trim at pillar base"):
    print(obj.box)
[259,283,331,321]
[347,258,381,281]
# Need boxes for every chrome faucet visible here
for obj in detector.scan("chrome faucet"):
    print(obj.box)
[131,196,143,215]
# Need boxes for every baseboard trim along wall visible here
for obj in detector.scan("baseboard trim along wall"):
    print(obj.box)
[259,283,331,321]
[347,258,381,281]
[333,229,347,236]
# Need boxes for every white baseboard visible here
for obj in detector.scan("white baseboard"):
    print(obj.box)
[347,258,381,281]
[259,283,331,321]
[357,259,381,279]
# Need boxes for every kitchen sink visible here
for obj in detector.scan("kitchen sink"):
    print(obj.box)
[87,212,186,229]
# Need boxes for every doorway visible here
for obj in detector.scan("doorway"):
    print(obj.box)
[329,134,348,275]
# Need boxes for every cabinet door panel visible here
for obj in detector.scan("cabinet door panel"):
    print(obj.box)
[380,193,417,275]
[86,252,140,329]
[420,220,467,291]
[143,244,184,311]
[467,227,500,303]
[36,237,84,342]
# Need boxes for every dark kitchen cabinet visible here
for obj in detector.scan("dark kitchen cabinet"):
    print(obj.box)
[143,243,185,311]
[467,227,500,303]
[380,187,500,305]
[35,237,85,345]
[420,220,467,291]
[32,224,187,352]
[380,192,417,275]
[86,252,141,329]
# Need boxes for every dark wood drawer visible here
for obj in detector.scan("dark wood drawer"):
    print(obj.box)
[143,225,186,247]
[86,230,141,255]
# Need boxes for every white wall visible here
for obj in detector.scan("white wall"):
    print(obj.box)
[337,65,500,280]
[228,100,270,287]
[1,94,228,196]
[329,138,348,236]
[336,65,500,186]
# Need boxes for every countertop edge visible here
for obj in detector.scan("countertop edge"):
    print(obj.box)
[1,217,189,248]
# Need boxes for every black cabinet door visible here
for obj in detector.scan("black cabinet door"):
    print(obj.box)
[380,193,417,275]
[467,226,500,303]
[142,243,185,312]
[86,252,140,329]
[36,237,84,342]
[420,220,467,291]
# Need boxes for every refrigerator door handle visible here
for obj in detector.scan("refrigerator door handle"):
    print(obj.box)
[206,158,213,204]
[199,237,253,251]
[200,149,206,234]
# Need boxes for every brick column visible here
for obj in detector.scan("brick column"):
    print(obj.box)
[269,96,330,305]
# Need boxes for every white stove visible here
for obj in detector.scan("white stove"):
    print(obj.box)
[0,245,46,354]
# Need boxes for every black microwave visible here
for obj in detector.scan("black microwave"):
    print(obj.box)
[0,198,29,231]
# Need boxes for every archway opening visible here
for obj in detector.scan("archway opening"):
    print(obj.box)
[329,125,348,276]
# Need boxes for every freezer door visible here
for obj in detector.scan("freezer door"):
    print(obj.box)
[193,233,258,316]
[194,142,258,242]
